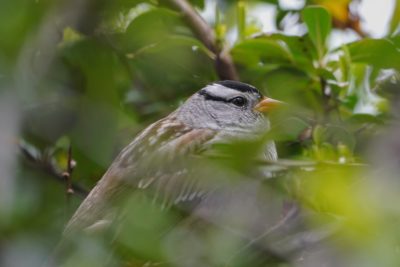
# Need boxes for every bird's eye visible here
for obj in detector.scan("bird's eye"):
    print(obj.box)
[230,96,247,107]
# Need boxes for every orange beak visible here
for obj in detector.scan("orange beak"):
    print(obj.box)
[254,96,283,113]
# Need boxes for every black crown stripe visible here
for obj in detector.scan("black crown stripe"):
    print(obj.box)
[213,80,261,96]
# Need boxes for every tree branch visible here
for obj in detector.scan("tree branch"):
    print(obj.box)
[62,144,75,195]
[19,143,88,198]
[166,0,239,81]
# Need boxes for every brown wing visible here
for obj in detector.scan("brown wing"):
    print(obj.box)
[64,115,216,235]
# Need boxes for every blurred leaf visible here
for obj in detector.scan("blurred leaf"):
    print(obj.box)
[131,35,213,58]
[313,0,350,27]
[389,0,400,35]
[233,34,317,74]
[271,117,309,141]
[0,0,53,66]
[237,1,246,42]
[245,19,263,38]
[108,0,153,9]
[261,67,314,108]
[61,27,84,44]
[345,64,389,116]
[62,39,127,104]
[60,38,132,178]
[311,125,355,158]
[264,34,316,71]
[188,0,205,9]
[346,113,384,125]
[211,139,268,173]
[232,38,293,67]
[215,9,227,42]
[391,35,400,48]
[21,100,78,149]
[312,125,326,146]
[299,165,378,237]
[129,35,217,100]
[116,193,180,261]
[325,125,355,151]
[337,45,352,85]
[53,136,71,169]
[347,39,400,70]
[100,2,155,33]
[259,0,279,4]
[118,7,189,52]
[302,6,332,60]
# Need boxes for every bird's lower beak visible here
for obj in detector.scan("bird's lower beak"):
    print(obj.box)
[254,96,283,113]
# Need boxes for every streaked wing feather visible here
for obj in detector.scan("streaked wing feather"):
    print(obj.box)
[64,116,216,234]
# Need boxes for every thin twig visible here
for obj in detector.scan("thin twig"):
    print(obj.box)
[319,77,331,120]
[166,0,239,80]
[62,144,75,201]
[19,143,88,198]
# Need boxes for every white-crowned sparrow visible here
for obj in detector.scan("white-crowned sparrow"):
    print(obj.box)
[54,80,285,267]
[64,80,281,235]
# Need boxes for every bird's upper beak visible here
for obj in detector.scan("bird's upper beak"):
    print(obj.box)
[254,96,283,113]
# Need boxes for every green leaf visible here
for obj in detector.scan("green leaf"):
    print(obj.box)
[391,35,400,47]
[188,0,205,9]
[60,39,131,168]
[266,34,316,71]
[302,6,332,60]
[389,0,400,35]
[231,38,293,67]
[313,125,326,146]
[258,0,279,4]
[271,117,309,141]
[325,125,355,151]
[110,0,152,8]
[100,2,155,33]
[347,38,400,70]
[128,35,217,98]
[61,27,84,45]
[237,1,246,42]
[262,68,312,103]
[0,0,53,65]
[61,39,126,105]
[346,113,384,125]
[232,34,317,75]
[118,8,190,52]
[337,45,352,84]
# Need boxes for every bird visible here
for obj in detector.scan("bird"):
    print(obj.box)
[55,80,284,266]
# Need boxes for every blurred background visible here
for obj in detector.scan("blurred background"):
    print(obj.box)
[0,0,400,266]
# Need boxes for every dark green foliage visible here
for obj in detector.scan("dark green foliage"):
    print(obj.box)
[1,0,400,266]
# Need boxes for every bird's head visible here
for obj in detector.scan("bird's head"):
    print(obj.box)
[176,80,282,136]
